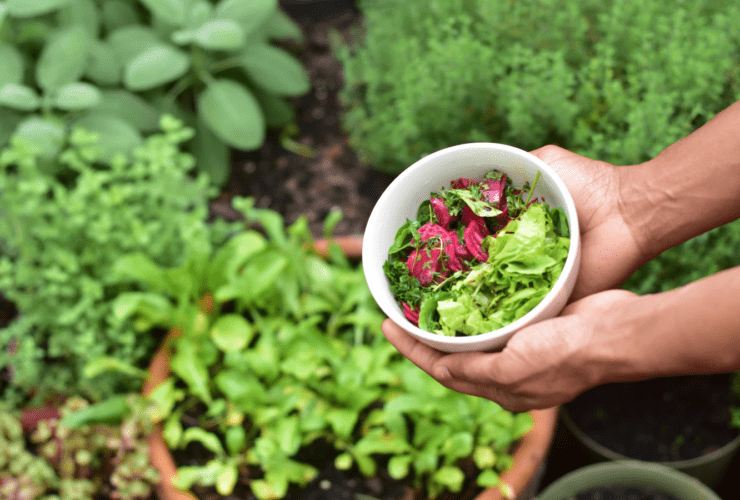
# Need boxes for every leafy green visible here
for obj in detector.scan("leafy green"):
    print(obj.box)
[0,116,212,405]
[432,205,568,336]
[118,202,532,499]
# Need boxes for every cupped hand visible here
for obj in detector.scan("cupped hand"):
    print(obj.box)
[530,145,643,300]
[382,289,639,412]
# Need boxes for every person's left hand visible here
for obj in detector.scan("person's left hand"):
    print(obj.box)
[382,289,639,412]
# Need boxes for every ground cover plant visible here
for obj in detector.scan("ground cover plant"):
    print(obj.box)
[0,395,158,500]
[0,116,212,406]
[336,0,740,173]
[0,0,309,185]
[116,201,533,499]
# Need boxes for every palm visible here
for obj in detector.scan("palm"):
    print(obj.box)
[529,146,643,300]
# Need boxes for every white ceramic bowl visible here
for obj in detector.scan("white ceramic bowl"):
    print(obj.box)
[363,143,581,352]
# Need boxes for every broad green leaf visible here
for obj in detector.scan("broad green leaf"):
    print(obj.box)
[240,44,310,96]
[192,113,231,186]
[53,82,102,110]
[388,455,412,479]
[193,19,245,50]
[0,111,23,147]
[101,0,139,31]
[139,0,188,27]
[325,408,358,440]
[187,1,212,29]
[124,44,190,91]
[210,314,254,352]
[172,466,205,490]
[95,90,161,132]
[5,0,71,18]
[274,416,301,455]
[108,25,162,65]
[260,9,303,41]
[476,469,500,488]
[85,40,122,86]
[57,0,99,37]
[250,478,285,500]
[171,339,212,404]
[72,113,142,161]
[432,466,465,492]
[83,356,147,379]
[334,453,353,470]
[216,464,238,496]
[0,84,40,111]
[254,89,294,128]
[473,446,496,470]
[58,395,130,428]
[215,0,276,36]
[198,79,264,150]
[0,44,24,87]
[182,427,225,456]
[147,378,185,423]
[163,414,184,448]
[225,425,247,454]
[36,25,91,92]
[13,116,66,160]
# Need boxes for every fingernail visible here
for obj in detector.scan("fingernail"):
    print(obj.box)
[437,367,451,380]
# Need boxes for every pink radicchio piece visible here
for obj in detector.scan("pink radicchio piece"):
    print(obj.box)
[451,177,478,189]
[481,176,509,225]
[430,197,456,229]
[416,222,465,271]
[403,302,420,325]
[407,247,444,286]
[464,219,489,262]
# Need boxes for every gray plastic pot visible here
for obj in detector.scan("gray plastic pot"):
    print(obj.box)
[559,407,740,489]
[536,460,721,500]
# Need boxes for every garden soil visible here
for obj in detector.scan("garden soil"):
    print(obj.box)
[211,1,395,239]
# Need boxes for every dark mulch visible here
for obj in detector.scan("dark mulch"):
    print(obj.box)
[210,0,395,238]
[563,374,740,463]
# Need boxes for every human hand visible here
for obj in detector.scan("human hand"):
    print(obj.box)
[530,145,643,300]
[382,289,640,412]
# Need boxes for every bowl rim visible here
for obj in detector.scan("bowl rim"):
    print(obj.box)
[362,142,580,348]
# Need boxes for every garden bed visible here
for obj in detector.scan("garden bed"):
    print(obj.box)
[211,1,394,238]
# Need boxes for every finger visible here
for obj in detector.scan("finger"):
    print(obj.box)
[381,319,446,375]
[432,350,500,385]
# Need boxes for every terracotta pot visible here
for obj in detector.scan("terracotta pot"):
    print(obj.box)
[144,236,558,500]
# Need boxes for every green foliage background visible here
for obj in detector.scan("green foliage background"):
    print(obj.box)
[0,117,213,405]
[336,0,740,172]
[336,0,740,293]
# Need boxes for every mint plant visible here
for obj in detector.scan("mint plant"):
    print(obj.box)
[0,116,212,405]
[335,0,740,173]
[116,200,532,499]
[0,0,310,185]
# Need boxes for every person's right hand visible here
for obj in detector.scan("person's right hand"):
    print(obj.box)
[529,145,644,300]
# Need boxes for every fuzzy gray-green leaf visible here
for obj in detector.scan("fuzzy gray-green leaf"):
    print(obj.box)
[198,79,264,150]
[57,0,100,37]
[215,0,276,36]
[13,116,66,159]
[139,0,188,27]
[36,25,91,92]
[5,0,72,17]
[192,115,231,186]
[95,90,161,132]
[193,19,245,50]
[108,25,162,65]
[0,84,40,111]
[53,82,102,111]
[72,113,142,161]
[0,43,24,88]
[240,44,310,96]
[124,44,190,91]
[85,40,122,85]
